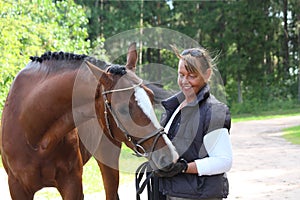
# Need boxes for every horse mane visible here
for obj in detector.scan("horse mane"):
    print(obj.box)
[30,51,88,63]
[28,51,133,81]
[29,51,108,72]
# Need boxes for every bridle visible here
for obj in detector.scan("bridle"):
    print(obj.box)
[101,80,165,158]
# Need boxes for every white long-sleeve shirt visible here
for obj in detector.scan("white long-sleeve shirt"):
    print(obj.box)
[195,128,232,176]
[165,106,232,176]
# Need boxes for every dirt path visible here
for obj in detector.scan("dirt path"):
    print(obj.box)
[228,115,300,200]
[1,116,300,199]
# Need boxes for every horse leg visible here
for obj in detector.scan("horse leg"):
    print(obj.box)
[98,161,120,200]
[55,131,84,200]
[94,135,122,200]
[7,173,34,200]
[56,142,84,200]
[56,171,84,200]
[79,139,92,165]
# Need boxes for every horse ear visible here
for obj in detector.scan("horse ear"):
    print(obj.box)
[126,42,137,72]
[85,61,111,86]
[85,61,104,78]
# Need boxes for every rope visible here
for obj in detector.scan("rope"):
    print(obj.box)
[135,162,159,200]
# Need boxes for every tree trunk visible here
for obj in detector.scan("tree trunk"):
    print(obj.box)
[298,14,300,102]
[237,73,243,103]
[283,0,289,76]
[298,67,300,103]
[139,0,144,75]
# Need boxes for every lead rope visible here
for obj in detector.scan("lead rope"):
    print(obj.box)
[136,162,155,200]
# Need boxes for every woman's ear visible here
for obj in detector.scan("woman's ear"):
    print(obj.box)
[204,68,212,82]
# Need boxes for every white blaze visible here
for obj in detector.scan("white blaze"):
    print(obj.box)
[162,134,179,163]
[134,86,161,129]
[134,86,179,163]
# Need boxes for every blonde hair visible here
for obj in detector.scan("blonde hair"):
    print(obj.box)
[171,45,215,80]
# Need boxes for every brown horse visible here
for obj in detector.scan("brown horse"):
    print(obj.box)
[1,43,179,200]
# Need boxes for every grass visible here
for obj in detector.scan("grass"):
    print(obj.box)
[282,125,300,145]
[231,107,300,122]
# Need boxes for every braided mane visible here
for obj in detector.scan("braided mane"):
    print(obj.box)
[30,51,88,63]
[29,51,111,72]
[28,51,130,76]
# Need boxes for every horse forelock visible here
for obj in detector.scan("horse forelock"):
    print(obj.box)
[106,64,127,75]
[107,65,142,86]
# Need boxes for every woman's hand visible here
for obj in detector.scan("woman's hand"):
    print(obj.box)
[154,158,188,177]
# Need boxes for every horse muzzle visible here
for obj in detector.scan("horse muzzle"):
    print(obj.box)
[148,134,179,171]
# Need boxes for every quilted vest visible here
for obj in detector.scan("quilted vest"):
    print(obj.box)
[159,84,231,199]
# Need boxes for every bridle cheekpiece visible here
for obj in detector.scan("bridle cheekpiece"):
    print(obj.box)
[101,80,165,158]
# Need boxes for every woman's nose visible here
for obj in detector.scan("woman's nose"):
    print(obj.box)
[181,76,189,84]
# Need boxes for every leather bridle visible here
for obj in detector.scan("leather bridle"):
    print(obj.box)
[101,80,165,158]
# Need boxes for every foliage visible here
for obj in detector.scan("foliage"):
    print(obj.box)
[74,0,300,113]
[1,0,300,115]
[0,0,90,115]
[74,0,142,43]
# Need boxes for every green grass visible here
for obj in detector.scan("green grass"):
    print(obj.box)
[282,125,300,145]
[232,107,300,122]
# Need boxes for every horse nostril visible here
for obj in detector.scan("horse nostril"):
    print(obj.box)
[148,147,173,170]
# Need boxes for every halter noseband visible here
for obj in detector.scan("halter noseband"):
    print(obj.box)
[101,80,165,158]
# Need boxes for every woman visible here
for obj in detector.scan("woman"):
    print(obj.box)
[155,46,232,200]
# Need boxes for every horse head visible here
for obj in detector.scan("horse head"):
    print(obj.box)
[85,43,179,170]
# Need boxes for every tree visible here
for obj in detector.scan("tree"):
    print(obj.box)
[0,0,90,115]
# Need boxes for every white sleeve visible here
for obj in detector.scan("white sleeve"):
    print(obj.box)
[194,128,232,176]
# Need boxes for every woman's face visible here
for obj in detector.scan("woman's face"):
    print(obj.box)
[177,59,208,102]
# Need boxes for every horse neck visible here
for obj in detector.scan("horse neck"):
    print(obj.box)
[22,63,82,146]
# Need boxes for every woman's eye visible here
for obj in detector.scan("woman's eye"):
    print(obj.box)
[189,74,196,79]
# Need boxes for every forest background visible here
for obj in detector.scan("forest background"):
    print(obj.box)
[1,0,300,116]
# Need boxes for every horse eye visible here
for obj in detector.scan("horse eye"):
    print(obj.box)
[117,106,128,115]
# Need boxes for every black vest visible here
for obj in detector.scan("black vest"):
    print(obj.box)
[159,85,231,199]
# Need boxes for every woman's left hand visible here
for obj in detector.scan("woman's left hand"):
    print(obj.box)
[154,158,188,177]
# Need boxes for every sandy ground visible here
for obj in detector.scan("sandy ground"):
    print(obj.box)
[227,115,300,200]
[1,115,300,199]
